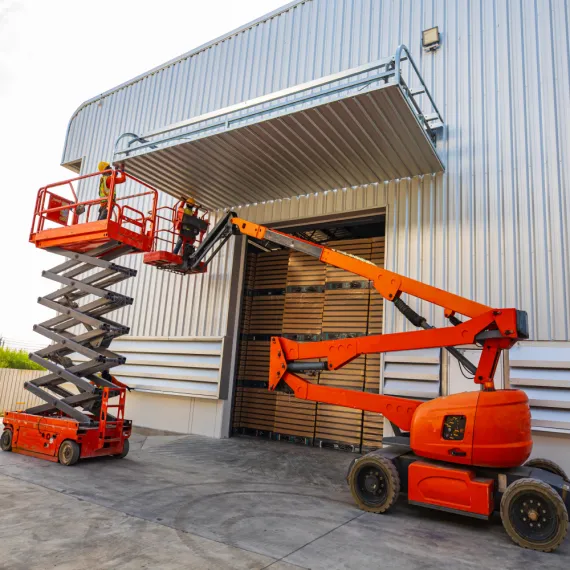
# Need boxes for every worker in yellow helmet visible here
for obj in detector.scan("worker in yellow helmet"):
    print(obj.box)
[97,161,126,221]
[173,197,199,256]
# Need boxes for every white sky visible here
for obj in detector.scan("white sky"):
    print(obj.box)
[0,0,286,348]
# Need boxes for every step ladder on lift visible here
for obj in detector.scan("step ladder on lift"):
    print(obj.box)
[0,169,158,465]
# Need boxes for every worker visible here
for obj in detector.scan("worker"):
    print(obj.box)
[97,161,126,220]
[173,197,200,259]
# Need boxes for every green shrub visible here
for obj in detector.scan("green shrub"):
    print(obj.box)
[0,347,45,370]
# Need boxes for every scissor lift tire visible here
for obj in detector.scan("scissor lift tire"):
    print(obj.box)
[114,438,129,459]
[0,429,12,452]
[58,439,80,466]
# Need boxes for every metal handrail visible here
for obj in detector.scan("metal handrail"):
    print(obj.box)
[114,45,443,160]
[29,170,160,242]
[149,201,210,254]
[394,44,443,125]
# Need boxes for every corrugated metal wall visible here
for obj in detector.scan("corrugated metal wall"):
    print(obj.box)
[62,0,570,343]
[0,369,44,412]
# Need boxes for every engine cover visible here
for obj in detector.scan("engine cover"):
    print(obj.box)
[410,389,532,468]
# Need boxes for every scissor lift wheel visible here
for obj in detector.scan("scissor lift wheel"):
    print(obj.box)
[1,430,12,452]
[58,440,80,466]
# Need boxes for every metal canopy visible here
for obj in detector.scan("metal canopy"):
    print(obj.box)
[114,46,444,210]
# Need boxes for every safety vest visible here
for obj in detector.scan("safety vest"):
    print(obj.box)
[175,206,195,230]
[99,175,110,203]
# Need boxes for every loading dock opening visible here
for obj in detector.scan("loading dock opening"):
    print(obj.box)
[232,213,386,452]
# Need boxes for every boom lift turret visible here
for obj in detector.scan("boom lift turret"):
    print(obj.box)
[144,210,570,552]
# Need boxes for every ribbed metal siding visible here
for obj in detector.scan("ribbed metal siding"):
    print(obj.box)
[63,0,570,342]
[107,208,236,338]
[0,369,44,412]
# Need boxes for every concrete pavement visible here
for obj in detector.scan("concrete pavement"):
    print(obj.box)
[0,433,568,569]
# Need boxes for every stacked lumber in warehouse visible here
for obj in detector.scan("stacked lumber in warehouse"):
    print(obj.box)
[275,251,325,442]
[316,238,373,450]
[233,250,288,435]
[362,236,385,450]
[233,253,256,431]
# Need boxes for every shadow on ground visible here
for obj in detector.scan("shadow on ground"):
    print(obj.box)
[0,433,568,569]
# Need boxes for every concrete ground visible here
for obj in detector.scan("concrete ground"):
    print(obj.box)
[0,433,569,569]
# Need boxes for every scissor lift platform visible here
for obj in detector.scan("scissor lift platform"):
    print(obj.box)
[31,218,154,253]
[1,170,158,465]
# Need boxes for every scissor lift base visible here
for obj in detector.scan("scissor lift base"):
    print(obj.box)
[2,411,131,464]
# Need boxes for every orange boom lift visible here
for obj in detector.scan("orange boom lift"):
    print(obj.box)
[145,210,570,552]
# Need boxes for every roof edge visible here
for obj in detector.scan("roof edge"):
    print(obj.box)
[61,0,307,166]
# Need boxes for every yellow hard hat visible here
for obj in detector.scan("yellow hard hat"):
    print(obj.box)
[98,161,110,172]
[185,197,196,206]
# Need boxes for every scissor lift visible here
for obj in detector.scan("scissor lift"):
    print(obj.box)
[1,170,158,465]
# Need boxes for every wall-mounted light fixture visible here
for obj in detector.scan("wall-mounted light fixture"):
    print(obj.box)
[422,26,440,52]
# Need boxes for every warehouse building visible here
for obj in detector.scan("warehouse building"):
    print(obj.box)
[60,0,570,465]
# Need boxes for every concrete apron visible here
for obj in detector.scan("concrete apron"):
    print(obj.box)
[0,434,569,569]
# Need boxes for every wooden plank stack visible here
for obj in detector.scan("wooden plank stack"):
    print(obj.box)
[362,236,385,450]
[275,251,325,440]
[233,250,288,434]
[232,253,256,431]
[316,239,373,450]
[233,233,386,451]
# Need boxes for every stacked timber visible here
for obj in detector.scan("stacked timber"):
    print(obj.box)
[233,250,288,434]
[274,251,325,441]
[232,253,256,430]
[316,239,373,450]
[362,236,386,450]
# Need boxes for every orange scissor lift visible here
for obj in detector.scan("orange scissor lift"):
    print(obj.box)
[1,170,158,465]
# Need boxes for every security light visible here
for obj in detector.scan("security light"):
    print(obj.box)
[422,26,440,51]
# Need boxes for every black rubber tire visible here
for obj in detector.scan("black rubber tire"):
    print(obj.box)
[347,454,400,513]
[58,439,80,466]
[525,458,569,482]
[114,438,129,459]
[500,478,568,552]
[0,429,12,452]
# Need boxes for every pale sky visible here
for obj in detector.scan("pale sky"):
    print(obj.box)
[0,0,286,348]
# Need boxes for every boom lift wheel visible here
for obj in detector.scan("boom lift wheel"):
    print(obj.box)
[500,478,569,552]
[524,458,569,482]
[347,453,400,513]
[58,439,80,466]
[0,429,12,452]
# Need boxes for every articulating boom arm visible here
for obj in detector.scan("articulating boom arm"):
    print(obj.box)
[188,215,528,431]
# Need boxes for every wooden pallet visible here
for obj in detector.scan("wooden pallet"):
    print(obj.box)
[315,403,364,448]
[274,391,317,438]
[322,288,371,334]
[368,237,385,335]
[362,410,384,450]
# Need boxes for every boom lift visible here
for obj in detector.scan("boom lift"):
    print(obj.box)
[145,210,570,552]
[1,170,159,465]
